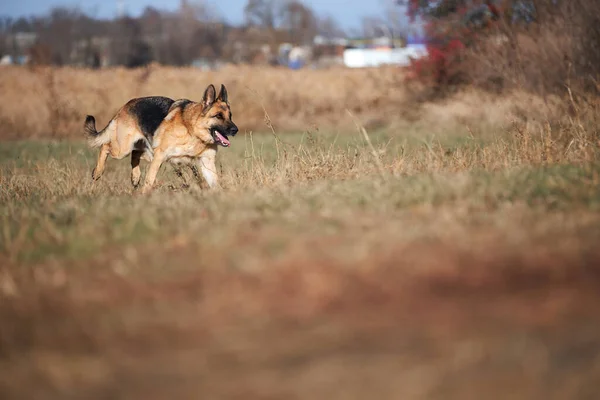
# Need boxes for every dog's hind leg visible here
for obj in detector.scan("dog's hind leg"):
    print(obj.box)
[130,150,143,188]
[92,143,110,181]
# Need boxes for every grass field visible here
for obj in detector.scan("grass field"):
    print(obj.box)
[2,74,600,398]
[0,65,563,139]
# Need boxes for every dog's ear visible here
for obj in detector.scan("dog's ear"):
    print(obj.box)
[202,84,217,110]
[217,84,228,103]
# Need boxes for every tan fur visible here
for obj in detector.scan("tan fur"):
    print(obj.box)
[89,103,154,183]
[86,84,236,193]
[141,102,224,193]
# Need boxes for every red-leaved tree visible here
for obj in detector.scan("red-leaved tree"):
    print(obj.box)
[405,0,502,87]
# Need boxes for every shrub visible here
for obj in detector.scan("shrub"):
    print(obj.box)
[405,0,600,98]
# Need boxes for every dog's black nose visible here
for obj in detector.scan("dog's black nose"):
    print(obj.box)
[229,125,238,136]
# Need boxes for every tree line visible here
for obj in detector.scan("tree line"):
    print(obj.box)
[0,0,347,67]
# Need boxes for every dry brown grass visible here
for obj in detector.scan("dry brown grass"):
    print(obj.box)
[0,65,400,138]
[1,66,600,399]
[0,64,572,140]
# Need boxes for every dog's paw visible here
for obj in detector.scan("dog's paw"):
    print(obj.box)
[91,168,101,181]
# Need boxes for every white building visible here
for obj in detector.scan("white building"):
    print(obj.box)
[343,44,428,68]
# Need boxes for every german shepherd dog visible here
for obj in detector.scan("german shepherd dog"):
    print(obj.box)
[84,84,237,194]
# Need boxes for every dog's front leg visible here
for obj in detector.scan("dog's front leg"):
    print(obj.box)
[141,151,166,194]
[197,150,220,189]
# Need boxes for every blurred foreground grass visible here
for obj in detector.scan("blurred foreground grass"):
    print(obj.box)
[1,128,600,399]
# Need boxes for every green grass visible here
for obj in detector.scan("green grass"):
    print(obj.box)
[1,131,599,266]
[2,128,600,400]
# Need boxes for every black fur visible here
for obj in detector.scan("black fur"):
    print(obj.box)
[128,96,175,139]
[218,84,228,103]
[171,99,193,112]
[202,85,217,109]
[84,115,98,137]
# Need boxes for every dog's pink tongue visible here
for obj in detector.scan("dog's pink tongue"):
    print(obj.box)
[215,131,230,146]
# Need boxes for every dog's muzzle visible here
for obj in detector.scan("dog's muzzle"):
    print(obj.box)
[211,123,237,147]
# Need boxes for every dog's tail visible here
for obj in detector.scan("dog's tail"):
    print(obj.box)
[84,115,111,148]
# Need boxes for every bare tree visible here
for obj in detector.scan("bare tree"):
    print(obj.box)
[316,15,345,39]
[111,16,153,67]
[361,1,411,45]
[280,1,317,45]
[36,8,82,65]
[163,0,222,65]
[139,6,164,37]
[382,0,410,42]
[190,23,226,61]
[19,7,107,66]
[362,16,387,38]
[137,1,224,66]
[1,0,340,67]
[244,0,284,29]
[0,17,12,57]
[180,0,218,21]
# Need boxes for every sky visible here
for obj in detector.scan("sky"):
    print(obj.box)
[0,0,398,32]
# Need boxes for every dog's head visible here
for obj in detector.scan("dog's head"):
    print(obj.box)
[199,84,238,147]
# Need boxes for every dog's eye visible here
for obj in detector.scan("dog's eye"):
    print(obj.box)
[214,113,224,120]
